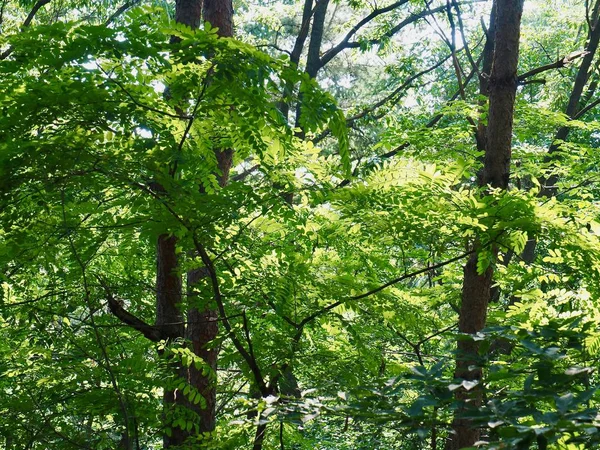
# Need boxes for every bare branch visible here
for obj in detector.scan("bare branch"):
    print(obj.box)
[302,250,473,328]
[232,164,260,182]
[574,95,600,118]
[517,50,588,82]
[0,0,51,60]
[97,276,164,342]
[105,0,140,26]
[451,0,480,75]
[319,0,484,69]
[313,54,451,143]
[23,0,51,27]
[61,192,132,445]
[320,0,410,68]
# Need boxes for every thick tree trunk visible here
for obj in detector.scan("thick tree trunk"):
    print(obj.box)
[183,0,234,440]
[186,268,219,433]
[446,0,524,448]
[156,234,184,340]
[175,0,203,29]
[156,234,187,448]
[157,0,234,447]
[203,0,233,37]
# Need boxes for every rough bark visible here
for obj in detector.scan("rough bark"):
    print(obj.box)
[446,0,524,448]
[475,0,496,155]
[184,0,234,439]
[305,0,329,78]
[203,0,233,37]
[186,268,218,434]
[175,0,203,29]
[481,3,522,189]
[159,0,230,447]
[156,234,184,340]
[156,234,186,449]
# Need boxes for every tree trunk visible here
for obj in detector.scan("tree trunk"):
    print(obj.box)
[186,268,218,434]
[305,0,329,78]
[184,0,234,441]
[278,0,314,120]
[295,0,329,133]
[156,234,184,341]
[157,0,234,446]
[175,0,203,29]
[475,0,496,155]
[156,234,187,448]
[446,0,524,448]
[203,0,233,37]
[542,0,600,196]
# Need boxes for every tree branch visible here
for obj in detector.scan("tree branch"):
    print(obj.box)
[23,0,51,27]
[0,0,51,60]
[97,276,164,342]
[319,0,484,69]
[192,236,270,395]
[298,251,473,329]
[105,0,140,26]
[314,54,452,143]
[517,50,588,82]
[574,95,600,119]
[320,0,410,68]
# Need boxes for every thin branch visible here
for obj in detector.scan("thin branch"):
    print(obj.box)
[61,191,132,447]
[242,310,258,363]
[0,0,8,28]
[314,54,452,143]
[0,289,69,309]
[0,0,51,60]
[97,65,191,120]
[192,235,270,395]
[105,0,140,26]
[517,50,588,82]
[232,164,261,182]
[320,0,410,67]
[171,65,214,176]
[307,251,473,324]
[256,43,292,56]
[319,0,484,69]
[216,380,249,416]
[269,252,470,389]
[336,45,484,187]
[451,0,479,75]
[574,95,600,119]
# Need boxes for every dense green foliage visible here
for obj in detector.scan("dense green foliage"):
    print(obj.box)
[2,0,600,449]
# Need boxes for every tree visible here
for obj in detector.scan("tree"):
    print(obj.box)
[446,0,524,447]
[3,0,600,449]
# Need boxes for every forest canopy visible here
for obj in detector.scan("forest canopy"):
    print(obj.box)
[2,0,600,449]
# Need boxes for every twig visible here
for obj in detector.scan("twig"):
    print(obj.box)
[518,50,588,82]
[60,191,132,447]
[0,0,51,60]
[105,0,140,26]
